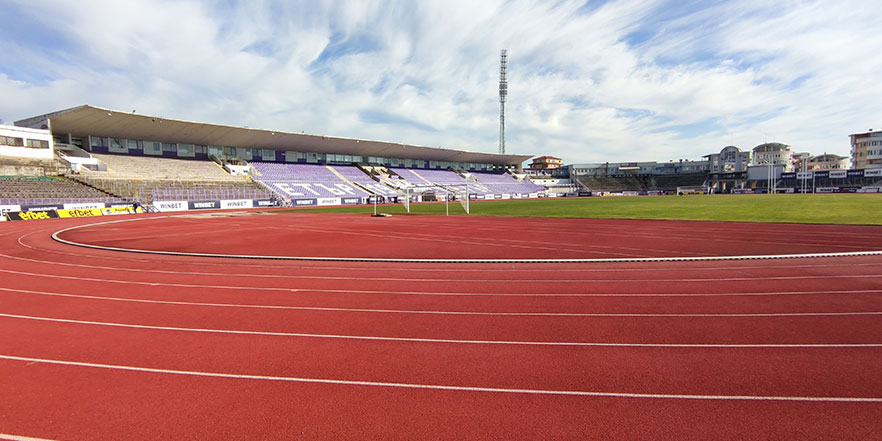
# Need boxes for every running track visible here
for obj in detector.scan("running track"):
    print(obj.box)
[2,211,882,440]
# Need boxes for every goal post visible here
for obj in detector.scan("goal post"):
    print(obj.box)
[402,184,469,215]
[444,183,470,215]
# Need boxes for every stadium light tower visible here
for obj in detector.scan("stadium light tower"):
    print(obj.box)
[499,49,508,155]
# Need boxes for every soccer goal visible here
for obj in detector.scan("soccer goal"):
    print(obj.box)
[403,184,469,215]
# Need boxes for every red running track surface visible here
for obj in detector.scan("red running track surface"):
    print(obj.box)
[1,210,882,440]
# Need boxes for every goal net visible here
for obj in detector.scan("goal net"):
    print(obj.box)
[403,184,469,215]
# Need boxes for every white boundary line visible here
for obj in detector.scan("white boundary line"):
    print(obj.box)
[3,267,882,296]
[15,227,882,273]
[50,217,882,263]
[1,354,880,402]
[2,312,881,348]
[4,265,882,285]
[0,434,60,441]
[3,286,882,317]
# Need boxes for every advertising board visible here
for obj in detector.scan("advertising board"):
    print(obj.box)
[154,201,189,212]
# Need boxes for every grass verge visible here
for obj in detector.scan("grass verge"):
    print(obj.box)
[278,194,882,225]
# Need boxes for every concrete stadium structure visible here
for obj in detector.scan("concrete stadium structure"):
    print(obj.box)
[16,105,531,172]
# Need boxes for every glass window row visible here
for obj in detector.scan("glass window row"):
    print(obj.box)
[1,136,49,148]
[86,136,497,170]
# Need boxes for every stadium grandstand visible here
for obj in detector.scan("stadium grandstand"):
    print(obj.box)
[4,105,878,220]
[1,105,541,216]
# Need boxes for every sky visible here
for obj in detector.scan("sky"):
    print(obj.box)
[1,0,881,166]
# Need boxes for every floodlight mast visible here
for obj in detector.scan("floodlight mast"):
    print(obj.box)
[499,49,508,155]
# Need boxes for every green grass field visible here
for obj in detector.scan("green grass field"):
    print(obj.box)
[283,194,882,225]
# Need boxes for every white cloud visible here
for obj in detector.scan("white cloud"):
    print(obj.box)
[1,0,880,165]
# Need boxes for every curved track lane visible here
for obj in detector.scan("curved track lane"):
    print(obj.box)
[2,211,882,440]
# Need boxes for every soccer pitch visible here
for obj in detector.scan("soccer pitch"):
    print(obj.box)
[286,194,882,225]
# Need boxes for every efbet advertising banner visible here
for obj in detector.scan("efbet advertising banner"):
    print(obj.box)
[7,210,60,221]
[57,208,104,218]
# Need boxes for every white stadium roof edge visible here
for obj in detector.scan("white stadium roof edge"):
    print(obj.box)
[16,105,533,166]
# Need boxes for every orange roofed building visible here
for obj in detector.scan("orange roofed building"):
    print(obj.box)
[529,156,562,170]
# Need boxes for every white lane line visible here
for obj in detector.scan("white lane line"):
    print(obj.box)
[2,354,880,402]
[305,288,882,298]
[48,218,882,263]
[0,434,60,441]
[2,269,882,298]
[8,248,882,281]
[50,230,882,263]
[2,313,881,348]
[10,237,882,274]
[3,266,882,287]
[3,287,882,318]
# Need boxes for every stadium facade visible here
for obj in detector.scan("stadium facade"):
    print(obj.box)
[15,105,531,172]
[3,105,545,216]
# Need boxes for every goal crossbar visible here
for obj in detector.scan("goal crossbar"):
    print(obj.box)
[403,184,469,215]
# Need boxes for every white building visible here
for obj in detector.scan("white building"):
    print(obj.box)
[704,146,751,173]
[0,124,54,161]
[752,143,793,171]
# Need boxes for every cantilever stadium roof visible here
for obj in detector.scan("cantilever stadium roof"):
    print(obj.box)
[18,105,532,165]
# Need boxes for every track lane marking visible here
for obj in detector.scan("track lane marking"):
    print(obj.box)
[0,434,60,441]
[12,242,882,274]
[48,218,882,263]
[1,354,880,402]
[3,266,882,286]
[2,313,881,348]
[3,287,882,317]
[11,230,882,273]
[2,270,882,298]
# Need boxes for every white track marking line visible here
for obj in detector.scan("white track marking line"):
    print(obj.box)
[2,268,882,298]
[1,354,880,402]
[48,218,882,263]
[2,313,881,348]
[305,288,882,298]
[9,248,882,280]
[52,231,882,263]
[0,434,60,441]
[3,287,882,317]
[13,228,882,273]
[12,235,882,273]
[3,266,882,286]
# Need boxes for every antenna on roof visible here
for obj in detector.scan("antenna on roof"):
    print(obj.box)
[499,49,508,155]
